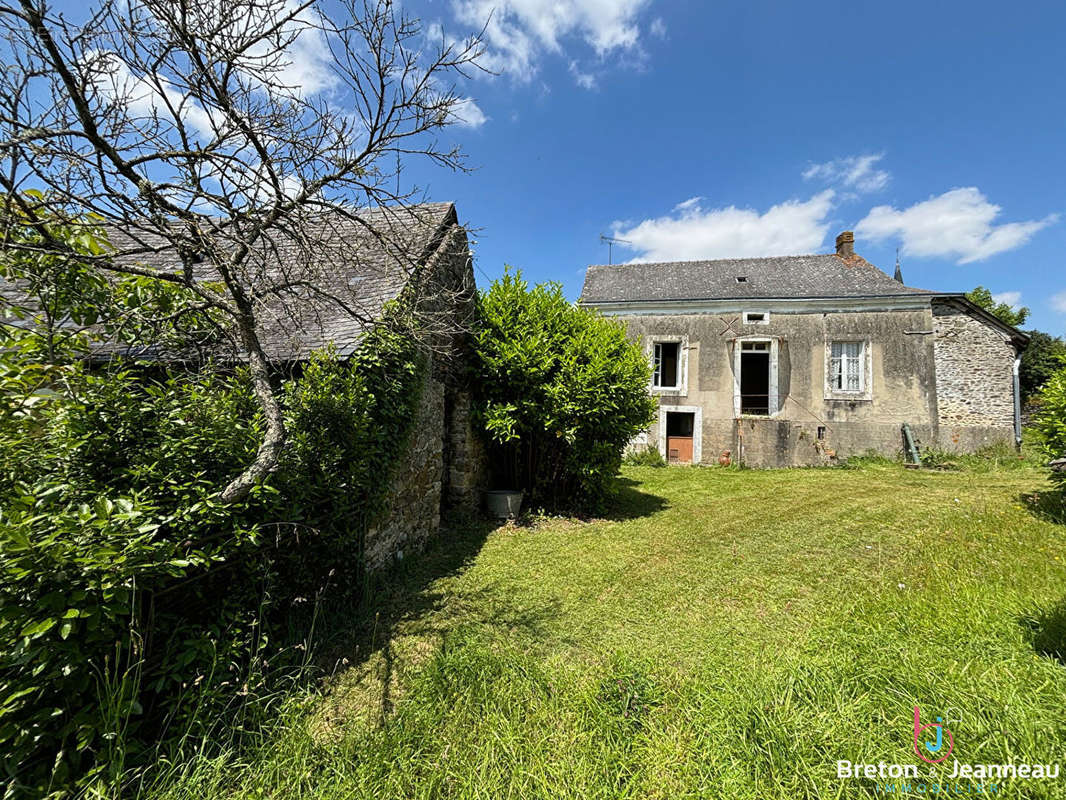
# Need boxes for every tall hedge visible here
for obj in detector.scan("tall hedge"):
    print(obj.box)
[474,271,656,512]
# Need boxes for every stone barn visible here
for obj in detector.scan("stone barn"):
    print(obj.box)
[91,202,486,569]
[579,231,1028,467]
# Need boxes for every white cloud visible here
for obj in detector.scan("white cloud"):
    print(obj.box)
[613,191,836,262]
[267,0,338,96]
[568,61,597,89]
[649,17,667,38]
[449,97,488,128]
[1052,291,1066,314]
[90,51,221,141]
[992,291,1022,308]
[856,187,1058,264]
[803,153,890,194]
[452,0,650,80]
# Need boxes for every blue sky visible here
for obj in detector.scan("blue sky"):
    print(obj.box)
[396,0,1066,333]
[36,0,1066,332]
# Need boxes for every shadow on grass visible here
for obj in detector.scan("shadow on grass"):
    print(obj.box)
[1020,599,1066,666]
[601,476,669,521]
[306,512,560,722]
[1018,486,1066,525]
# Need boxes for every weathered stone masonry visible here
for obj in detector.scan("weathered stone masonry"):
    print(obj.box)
[932,302,1016,440]
[363,217,485,571]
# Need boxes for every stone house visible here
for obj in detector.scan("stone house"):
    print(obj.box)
[579,231,1028,467]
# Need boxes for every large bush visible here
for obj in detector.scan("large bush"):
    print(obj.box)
[0,350,269,794]
[474,271,656,512]
[1035,359,1066,464]
[0,210,430,794]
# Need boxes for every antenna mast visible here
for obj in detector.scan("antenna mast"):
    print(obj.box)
[599,234,632,265]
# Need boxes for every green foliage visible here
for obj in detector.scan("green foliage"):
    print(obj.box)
[1034,358,1066,462]
[0,200,111,362]
[0,335,426,793]
[474,270,656,511]
[273,329,424,590]
[1,198,228,364]
[0,362,270,793]
[965,285,1029,328]
[623,447,667,468]
[1020,330,1066,400]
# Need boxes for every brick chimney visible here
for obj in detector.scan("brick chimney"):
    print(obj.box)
[835,231,855,258]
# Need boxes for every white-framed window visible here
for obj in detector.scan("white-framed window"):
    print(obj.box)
[647,335,688,395]
[828,340,867,394]
[732,337,780,417]
[653,341,680,388]
[743,311,770,325]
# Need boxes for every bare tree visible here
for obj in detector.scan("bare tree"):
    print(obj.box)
[0,0,483,502]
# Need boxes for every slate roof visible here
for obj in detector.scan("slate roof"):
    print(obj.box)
[95,202,460,361]
[579,253,940,304]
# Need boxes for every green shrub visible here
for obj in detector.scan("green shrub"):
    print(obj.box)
[1035,359,1066,467]
[474,271,656,512]
[272,329,424,592]
[623,447,667,468]
[0,326,425,794]
[0,362,271,793]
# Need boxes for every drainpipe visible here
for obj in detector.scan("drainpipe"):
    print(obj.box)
[1013,354,1022,449]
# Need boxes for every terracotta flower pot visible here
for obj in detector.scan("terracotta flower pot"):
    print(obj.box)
[718,450,732,466]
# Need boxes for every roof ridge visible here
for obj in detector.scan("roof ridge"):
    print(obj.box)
[587,252,837,269]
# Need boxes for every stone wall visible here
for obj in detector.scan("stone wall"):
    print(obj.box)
[443,388,485,508]
[931,301,1018,449]
[363,367,445,571]
[362,217,486,571]
[618,305,941,467]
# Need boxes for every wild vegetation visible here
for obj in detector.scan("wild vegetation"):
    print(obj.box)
[0,280,426,794]
[142,452,1066,800]
[1036,363,1066,469]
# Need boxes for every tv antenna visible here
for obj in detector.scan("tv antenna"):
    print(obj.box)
[599,234,631,265]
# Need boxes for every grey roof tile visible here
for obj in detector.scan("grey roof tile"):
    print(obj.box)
[579,253,939,304]
[98,202,458,361]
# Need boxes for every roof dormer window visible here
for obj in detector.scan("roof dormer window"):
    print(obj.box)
[736,276,748,283]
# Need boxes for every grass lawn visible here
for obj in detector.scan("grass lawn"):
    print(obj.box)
[151,459,1066,799]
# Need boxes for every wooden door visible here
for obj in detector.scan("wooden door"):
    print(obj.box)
[665,411,695,464]
[666,435,693,463]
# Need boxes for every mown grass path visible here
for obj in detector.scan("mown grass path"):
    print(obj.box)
[154,462,1066,799]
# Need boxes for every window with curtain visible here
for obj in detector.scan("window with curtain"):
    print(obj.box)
[830,341,865,392]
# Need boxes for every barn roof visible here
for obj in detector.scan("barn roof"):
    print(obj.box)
[99,202,461,361]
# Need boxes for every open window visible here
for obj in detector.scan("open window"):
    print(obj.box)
[653,341,680,389]
[733,338,779,416]
[648,335,688,394]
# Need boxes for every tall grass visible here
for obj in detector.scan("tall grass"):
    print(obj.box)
[143,459,1066,799]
